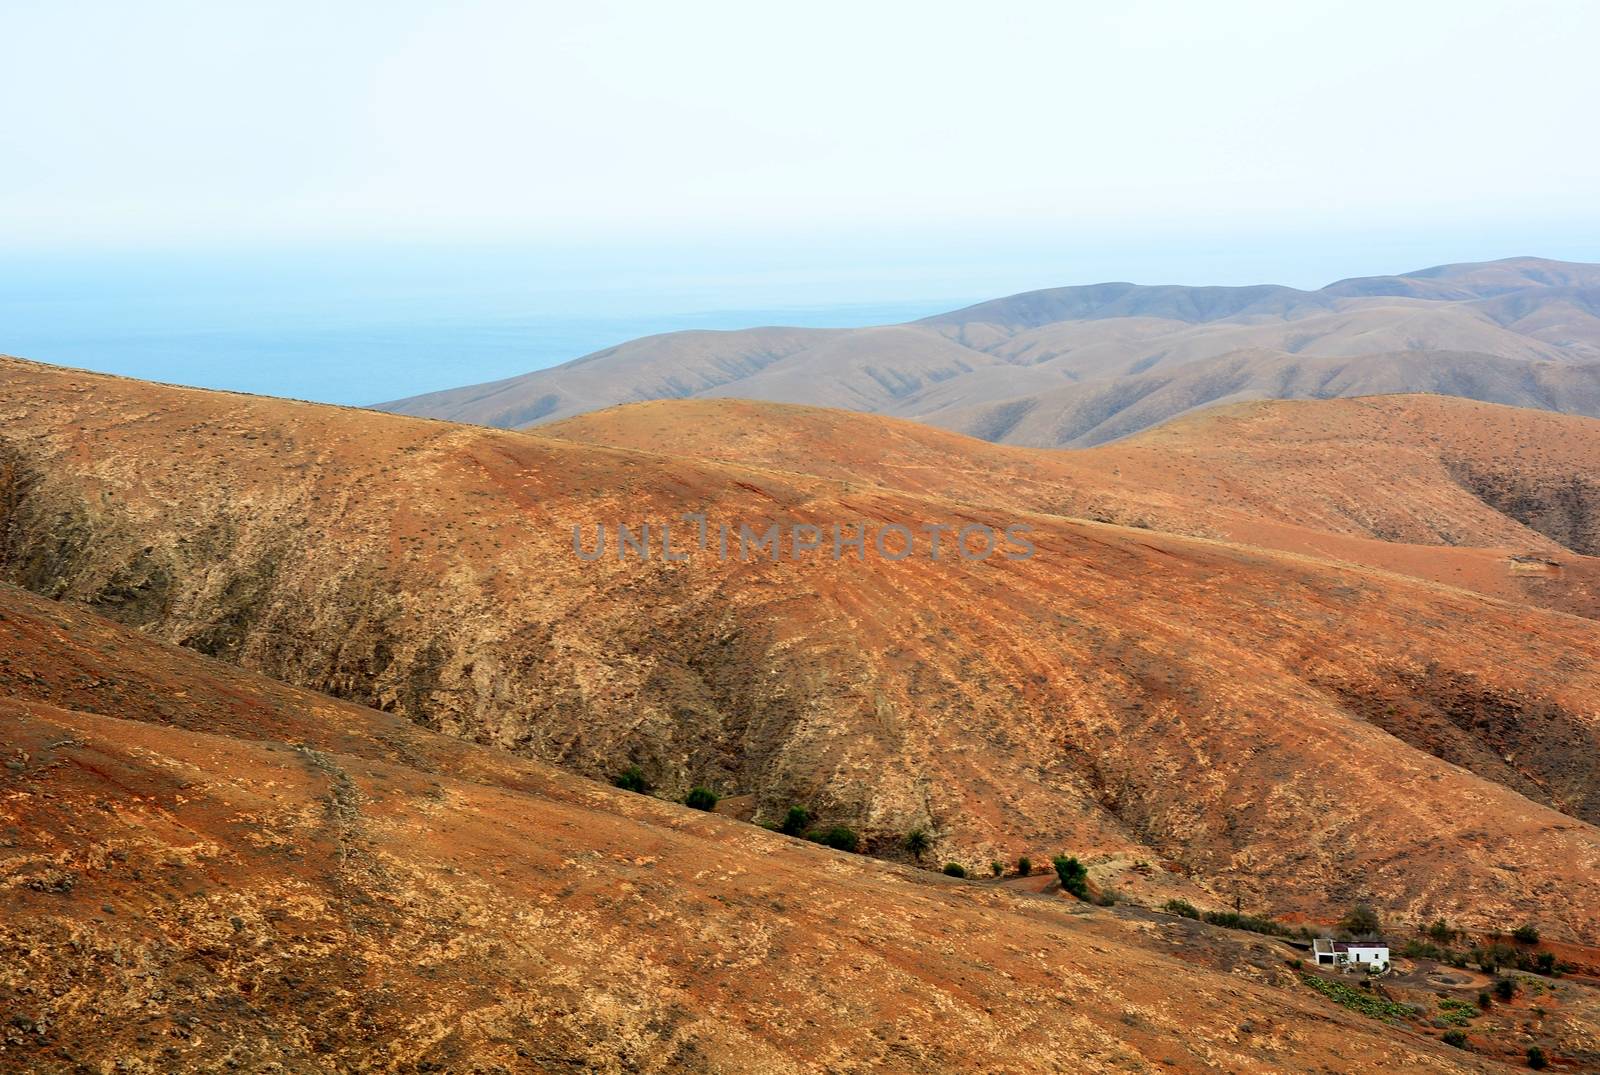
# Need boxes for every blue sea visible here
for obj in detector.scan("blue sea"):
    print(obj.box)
[0,244,976,406]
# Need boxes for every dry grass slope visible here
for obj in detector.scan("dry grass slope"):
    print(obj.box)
[3,357,1600,944]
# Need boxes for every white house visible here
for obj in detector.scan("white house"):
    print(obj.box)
[1312,938,1389,969]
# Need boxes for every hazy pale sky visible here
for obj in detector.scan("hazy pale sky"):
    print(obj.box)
[3,0,1598,247]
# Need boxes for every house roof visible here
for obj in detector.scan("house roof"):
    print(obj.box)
[1312,938,1389,953]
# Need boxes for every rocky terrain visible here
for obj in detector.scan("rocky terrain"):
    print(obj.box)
[4,356,1600,945]
[3,581,1542,1074]
[378,257,1600,445]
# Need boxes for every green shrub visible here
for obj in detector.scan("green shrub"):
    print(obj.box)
[1094,889,1118,907]
[1512,923,1540,945]
[1477,991,1492,1010]
[1052,855,1089,900]
[1494,977,1516,1002]
[1015,856,1032,876]
[1442,1029,1467,1048]
[1340,903,1382,937]
[943,862,967,878]
[779,805,811,836]
[1163,898,1201,920]
[1427,918,1456,944]
[1527,1045,1548,1070]
[613,766,649,793]
[684,786,719,811]
[990,861,1004,878]
[812,825,859,852]
[1535,952,1556,975]
[903,828,930,859]
[1446,950,1469,969]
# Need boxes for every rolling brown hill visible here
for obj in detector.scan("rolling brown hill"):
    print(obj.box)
[4,355,1600,946]
[377,257,1600,445]
[13,583,1533,1073]
[546,393,1600,619]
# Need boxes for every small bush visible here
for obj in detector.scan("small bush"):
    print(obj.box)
[990,861,1004,878]
[1494,977,1516,1002]
[1015,856,1032,876]
[1094,889,1118,907]
[1052,855,1089,900]
[613,766,649,793]
[1535,952,1556,975]
[779,805,811,836]
[1446,950,1469,969]
[1527,1045,1548,1070]
[811,826,859,852]
[1477,991,1492,1010]
[943,862,967,878]
[1512,923,1540,945]
[1427,918,1456,944]
[1340,903,1382,937]
[1442,1030,1467,1049]
[1163,898,1201,920]
[903,828,930,859]
[684,787,719,811]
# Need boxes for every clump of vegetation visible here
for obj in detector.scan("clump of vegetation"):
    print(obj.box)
[1512,923,1541,945]
[1494,976,1517,1002]
[1162,898,1200,920]
[1015,856,1032,876]
[1401,938,1445,960]
[1093,889,1119,907]
[1298,974,1413,1022]
[1442,1029,1467,1049]
[943,862,967,878]
[808,825,859,852]
[903,828,930,860]
[684,786,719,811]
[1339,903,1382,938]
[613,765,649,793]
[779,804,811,836]
[1204,910,1292,938]
[1477,991,1493,1011]
[1052,855,1089,900]
[1526,1045,1548,1070]
[1427,918,1457,944]
[1473,942,1520,974]
[990,861,1004,878]
[1535,951,1558,976]
[1437,998,1477,1027]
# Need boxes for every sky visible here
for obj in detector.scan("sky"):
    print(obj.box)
[1,1,1598,400]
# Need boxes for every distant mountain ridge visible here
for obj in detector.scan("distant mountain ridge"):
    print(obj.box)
[376,256,1600,445]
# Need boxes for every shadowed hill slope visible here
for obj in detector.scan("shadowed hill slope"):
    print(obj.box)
[377,258,1600,444]
[10,583,1521,1074]
[5,356,1600,941]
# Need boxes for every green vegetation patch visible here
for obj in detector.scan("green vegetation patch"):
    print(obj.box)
[1437,998,1477,1027]
[1298,973,1413,1022]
